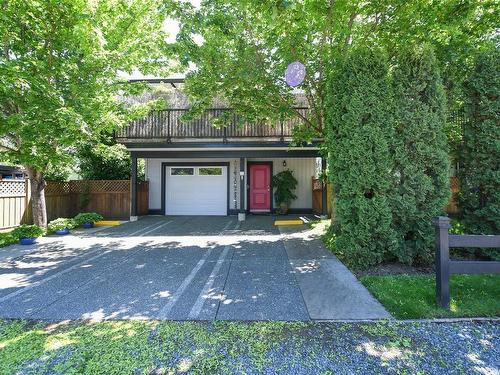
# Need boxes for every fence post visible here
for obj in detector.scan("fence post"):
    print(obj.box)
[24,178,31,224]
[434,216,451,308]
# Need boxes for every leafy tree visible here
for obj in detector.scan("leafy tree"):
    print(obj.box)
[169,0,498,144]
[326,47,397,269]
[459,44,499,259]
[390,45,450,265]
[0,0,169,226]
[78,143,144,181]
[171,0,381,143]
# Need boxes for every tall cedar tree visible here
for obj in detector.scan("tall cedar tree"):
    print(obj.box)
[326,47,397,269]
[391,46,450,265]
[459,45,500,259]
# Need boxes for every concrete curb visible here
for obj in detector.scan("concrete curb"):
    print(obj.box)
[312,317,500,323]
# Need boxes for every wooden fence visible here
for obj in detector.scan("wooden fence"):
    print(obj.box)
[0,180,28,230]
[0,179,148,230]
[434,216,500,309]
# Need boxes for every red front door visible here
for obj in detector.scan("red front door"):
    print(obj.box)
[249,164,271,212]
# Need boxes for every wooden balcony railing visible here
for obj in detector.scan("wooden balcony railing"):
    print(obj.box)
[115,107,309,142]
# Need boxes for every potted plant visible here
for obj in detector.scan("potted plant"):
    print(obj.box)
[74,212,103,228]
[272,169,298,215]
[48,218,77,235]
[11,225,45,245]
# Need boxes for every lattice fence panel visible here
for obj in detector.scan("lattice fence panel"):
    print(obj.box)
[45,182,71,195]
[69,180,131,193]
[0,180,26,197]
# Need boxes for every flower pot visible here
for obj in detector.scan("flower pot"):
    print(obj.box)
[279,202,289,215]
[20,237,37,245]
[55,228,70,235]
[82,222,94,229]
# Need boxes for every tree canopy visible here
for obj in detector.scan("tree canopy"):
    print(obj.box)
[169,0,498,143]
[0,0,170,225]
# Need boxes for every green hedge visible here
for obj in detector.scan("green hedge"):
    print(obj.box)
[390,45,450,265]
[325,45,451,269]
[326,47,397,269]
[459,45,500,261]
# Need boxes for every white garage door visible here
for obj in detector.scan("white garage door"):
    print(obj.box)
[165,166,227,216]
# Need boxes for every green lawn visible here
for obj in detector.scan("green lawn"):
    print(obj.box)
[361,274,500,319]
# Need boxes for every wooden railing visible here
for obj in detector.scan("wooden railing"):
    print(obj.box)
[115,107,309,141]
[434,216,500,309]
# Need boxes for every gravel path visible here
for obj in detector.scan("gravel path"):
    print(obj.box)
[3,320,498,374]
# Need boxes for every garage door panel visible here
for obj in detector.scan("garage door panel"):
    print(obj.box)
[165,166,227,216]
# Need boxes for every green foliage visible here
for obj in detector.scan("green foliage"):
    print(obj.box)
[78,143,140,180]
[0,0,168,172]
[170,1,498,146]
[272,170,298,212]
[459,45,500,261]
[0,320,305,374]
[48,218,77,232]
[74,212,104,226]
[0,231,17,248]
[11,224,45,239]
[325,47,397,269]
[0,0,169,225]
[362,274,500,319]
[390,45,450,265]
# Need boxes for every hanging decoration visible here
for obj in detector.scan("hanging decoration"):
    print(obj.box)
[285,61,305,87]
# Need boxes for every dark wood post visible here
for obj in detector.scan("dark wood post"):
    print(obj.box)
[321,157,328,217]
[130,154,138,221]
[239,157,246,221]
[435,216,451,308]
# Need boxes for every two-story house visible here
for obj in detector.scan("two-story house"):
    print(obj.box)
[116,78,327,221]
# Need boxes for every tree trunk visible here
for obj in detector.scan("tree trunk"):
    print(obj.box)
[26,167,47,228]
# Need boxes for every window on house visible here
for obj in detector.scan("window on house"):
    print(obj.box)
[198,167,223,176]
[170,167,194,176]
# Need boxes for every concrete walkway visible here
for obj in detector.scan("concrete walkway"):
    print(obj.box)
[279,224,391,320]
[0,216,389,321]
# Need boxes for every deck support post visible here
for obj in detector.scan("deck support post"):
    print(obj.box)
[321,157,328,218]
[238,157,246,221]
[130,154,138,221]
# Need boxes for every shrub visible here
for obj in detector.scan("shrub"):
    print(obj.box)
[78,143,144,180]
[48,218,77,232]
[272,170,298,213]
[74,212,104,225]
[325,46,397,269]
[0,231,18,247]
[11,225,45,239]
[459,44,499,260]
[390,45,450,265]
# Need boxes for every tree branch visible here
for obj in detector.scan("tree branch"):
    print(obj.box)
[344,12,357,48]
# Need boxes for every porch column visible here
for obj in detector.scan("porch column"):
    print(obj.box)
[130,154,138,221]
[238,157,246,221]
[321,157,328,218]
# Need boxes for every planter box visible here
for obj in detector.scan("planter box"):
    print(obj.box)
[20,238,37,245]
[55,228,70,235]
[82,223,94,229]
